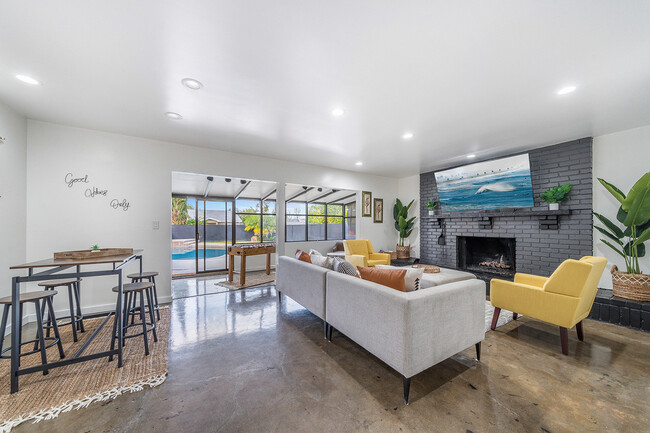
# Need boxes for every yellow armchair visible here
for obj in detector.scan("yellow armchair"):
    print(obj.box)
[343,240,391,268]
[490,256,607,355]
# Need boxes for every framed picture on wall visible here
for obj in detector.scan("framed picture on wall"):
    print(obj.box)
[373,198,383,223]
[362,191,372,217]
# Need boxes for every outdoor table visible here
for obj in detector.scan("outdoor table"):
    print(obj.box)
[7,249,143,393]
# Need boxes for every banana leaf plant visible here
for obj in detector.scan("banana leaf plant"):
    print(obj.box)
[594,172,650,274]
[393,199,416,247]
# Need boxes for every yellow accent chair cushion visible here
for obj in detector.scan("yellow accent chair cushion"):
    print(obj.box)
[343,240,391,268]
[490,256,607,355]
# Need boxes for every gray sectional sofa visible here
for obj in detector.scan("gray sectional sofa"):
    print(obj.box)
[275,256,486,404]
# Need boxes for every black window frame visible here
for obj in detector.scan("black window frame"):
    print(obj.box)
[285,201,347,242]
[235,198,277,244]
[343,201,356,240]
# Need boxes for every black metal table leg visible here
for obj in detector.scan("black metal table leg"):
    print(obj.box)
[117,270,124,368]
[11,276,20,393]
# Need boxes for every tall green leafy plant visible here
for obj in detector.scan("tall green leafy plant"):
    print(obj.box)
[594,172,650,274]
[393,199,416,247]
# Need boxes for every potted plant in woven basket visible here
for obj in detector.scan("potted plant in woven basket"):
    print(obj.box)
[594,172,650,301]
[393,199,416,259]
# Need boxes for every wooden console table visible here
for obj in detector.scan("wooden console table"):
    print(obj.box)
[227,244,276,285]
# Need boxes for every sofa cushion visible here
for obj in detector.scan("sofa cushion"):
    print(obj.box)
[333,257,358,277]
[376,265,423,292]
[309,249,334,269]
[295,249,312,263]
[358,266,407,292]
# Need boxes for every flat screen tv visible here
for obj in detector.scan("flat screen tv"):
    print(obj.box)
[434,154,534,212]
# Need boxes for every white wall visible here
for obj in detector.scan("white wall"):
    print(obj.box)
[25,120,399,313]
[397,175,420,258]
[0,101,27,299]
[593,125,650,288]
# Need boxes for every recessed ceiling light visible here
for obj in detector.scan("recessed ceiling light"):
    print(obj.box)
[402,132,414,140]
[15,74,40,85]
[165,112,183,120]
[355,161,363,166]
[331,107,345,117]
[466,154,476,159]
[181,78,203,90]
[556,85,576,95]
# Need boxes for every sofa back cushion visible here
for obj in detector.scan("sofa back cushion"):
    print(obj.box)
[295,249,312,263]
[358,266,407,292]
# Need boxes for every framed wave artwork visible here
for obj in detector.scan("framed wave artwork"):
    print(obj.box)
[434,154,534,212]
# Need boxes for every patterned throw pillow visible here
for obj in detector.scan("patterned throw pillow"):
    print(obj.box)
[376,265,423,292]
[333,257,358,277]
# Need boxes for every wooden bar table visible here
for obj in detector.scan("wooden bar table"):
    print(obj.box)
[227,244,276,285]
[8,249,143,393]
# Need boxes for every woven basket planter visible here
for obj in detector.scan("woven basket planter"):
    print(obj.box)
[396,244,410,259]
[611,265,650,301]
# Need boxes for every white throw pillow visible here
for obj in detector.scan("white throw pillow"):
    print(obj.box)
[309,249,334,269]
[375,265,424,292]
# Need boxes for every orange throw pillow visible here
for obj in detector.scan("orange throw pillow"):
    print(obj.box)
[295,249,312,263]
[357,266,407,292]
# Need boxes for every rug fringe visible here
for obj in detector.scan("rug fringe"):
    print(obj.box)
[0,373,167,433]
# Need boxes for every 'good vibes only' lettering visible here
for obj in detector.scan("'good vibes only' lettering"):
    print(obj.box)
[65,173,89,188]
[110,199,130,211]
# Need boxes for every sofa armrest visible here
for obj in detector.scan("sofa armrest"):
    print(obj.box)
[369,253,391,263]
[345,254,367,268]
[276,256,329,320]
[326,272,485,378]
[514,273,548,288]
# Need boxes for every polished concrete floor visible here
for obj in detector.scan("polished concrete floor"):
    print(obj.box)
[13,282,650,433]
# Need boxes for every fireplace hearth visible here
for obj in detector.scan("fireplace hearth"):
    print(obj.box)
[457,236,516,279]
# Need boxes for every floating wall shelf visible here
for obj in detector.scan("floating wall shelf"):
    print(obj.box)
[422,209,571,230]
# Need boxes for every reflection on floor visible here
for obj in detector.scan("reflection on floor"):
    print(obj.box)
[171,274,230,299]
[12,286,650,433]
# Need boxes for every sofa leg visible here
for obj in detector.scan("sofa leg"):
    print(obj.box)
[475,342,481,361]
[490,308,501,331]
[277,291,282,303]
[327,325,333,342]
[512,312,518,320]
[576,321,584,341]
[323,322,328,340]
[559,327,569,355]
[403,376,411,405]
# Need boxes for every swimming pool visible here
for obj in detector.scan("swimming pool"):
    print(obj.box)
[172,248,226,260]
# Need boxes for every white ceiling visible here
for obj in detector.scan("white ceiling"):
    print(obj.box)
[172,172,276,199]
[1,1,649,177]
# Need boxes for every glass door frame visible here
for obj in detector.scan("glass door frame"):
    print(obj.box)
[194,198,235,274]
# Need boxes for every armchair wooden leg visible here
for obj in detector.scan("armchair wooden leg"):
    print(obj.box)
[576,321,584,341]
[403,376,411,405]
[512,313,518,320]
[559,327,569,355]
[490,307,501,331]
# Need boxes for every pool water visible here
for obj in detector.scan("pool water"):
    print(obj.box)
[172,248,226,260]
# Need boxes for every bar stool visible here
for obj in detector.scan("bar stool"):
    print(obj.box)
[109,282,158,358]
[127,272,160,320]
[0,291,65,374]
[38,278,84,343]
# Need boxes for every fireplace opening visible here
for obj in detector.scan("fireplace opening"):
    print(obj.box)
[457,236,516,278]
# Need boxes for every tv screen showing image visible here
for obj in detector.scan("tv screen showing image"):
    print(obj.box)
[434,154,534,212]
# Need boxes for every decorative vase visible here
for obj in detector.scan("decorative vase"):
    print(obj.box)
[549,203,559,211]
[611,265,650,301]
[428,210,434,216]
[396,244,410,259]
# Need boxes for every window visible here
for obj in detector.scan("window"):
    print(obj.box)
[236,199,276,243]
[344,202,356,239]
[286,201,353,242]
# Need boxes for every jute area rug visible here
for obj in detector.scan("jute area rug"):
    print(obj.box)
[0,307,170,432]
[216,270,275,290]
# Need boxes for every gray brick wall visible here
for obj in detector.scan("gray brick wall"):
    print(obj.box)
[419,138,593,277]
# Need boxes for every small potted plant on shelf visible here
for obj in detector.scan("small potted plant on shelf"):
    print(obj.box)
[426,199,438,216]
[540,183,571,210]
[594,172,650,301]
[90,244,100,252]
[393,199,416,259]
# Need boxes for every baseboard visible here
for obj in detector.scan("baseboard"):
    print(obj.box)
[3,295,173,337]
